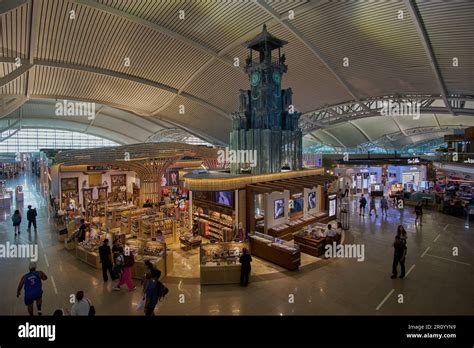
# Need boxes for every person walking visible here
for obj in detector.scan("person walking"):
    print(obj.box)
[12,209,22,236]
[98,239,116,282]
[380,196,389,216]
[112,247,136,291]
[16,262,47,316]
[239,248,252,287]
[359,194,367,216]
[414,201,423,226]
[144,272,168,316]
[27,205,38,233]
[369,197,378,217]
[391,225,407,279]
[71,290,94,316]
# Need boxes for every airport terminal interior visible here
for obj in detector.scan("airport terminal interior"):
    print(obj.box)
[0,0,473,316]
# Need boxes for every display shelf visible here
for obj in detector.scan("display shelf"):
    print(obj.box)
[249,233,300,270]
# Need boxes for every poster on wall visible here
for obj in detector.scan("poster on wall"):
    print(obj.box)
[274,198,285,219]
[308,191,316,210]
[216,191,233,206]
[168,170,179,186]
[328,193,337,218]
[160,174,167,187]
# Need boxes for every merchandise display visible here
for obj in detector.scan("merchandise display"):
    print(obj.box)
[179,230,202,249]
[294,223,328,257]
[141,216,176,243]
[193,207,234,242]
[200,242,247,285]
[120,208,153,236]
[249,232,300,270]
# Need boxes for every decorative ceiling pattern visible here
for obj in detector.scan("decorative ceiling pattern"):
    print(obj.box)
[0,0,473,149]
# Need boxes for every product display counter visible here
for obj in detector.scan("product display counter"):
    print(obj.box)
[249,233,300,271]
[125,238,174,279]
[293,222,327,257]
[76,246,101,269]
[179,231,202,249]
[200,242,247,285]
[266,211,328,240]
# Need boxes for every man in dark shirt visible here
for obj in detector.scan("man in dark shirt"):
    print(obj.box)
[98,239,115,282]
[391,235,407,279]
[27,205,38,233]
[239,248,252,287]
[77,219,87,243]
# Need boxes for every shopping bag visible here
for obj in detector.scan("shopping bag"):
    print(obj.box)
[136,297,145,311]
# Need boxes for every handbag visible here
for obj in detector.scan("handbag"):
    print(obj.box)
[136,297,145,311]
[87,299,96,316]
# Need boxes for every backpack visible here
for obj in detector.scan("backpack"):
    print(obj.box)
[124,253,135,267]
[156,281,169,301]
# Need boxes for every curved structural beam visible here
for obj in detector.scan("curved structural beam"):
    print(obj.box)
[320,129,346,148]
[349,121,372,142]
[300,94,474,133]
[152,0,329,115]
[404,0,454,116]
[74,0,239,71]
[255,0,364,104]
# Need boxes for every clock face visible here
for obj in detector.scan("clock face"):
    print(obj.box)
[272,71,281,84]
[250,72,260,86]
[251,89,260,100]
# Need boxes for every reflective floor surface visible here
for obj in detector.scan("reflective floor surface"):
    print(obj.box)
[0,174,472,315]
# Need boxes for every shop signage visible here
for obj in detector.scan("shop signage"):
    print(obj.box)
[407,158,420,164]
[87,166,114,171]
[463,158,474,164]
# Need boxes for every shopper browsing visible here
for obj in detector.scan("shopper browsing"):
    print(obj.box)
[27,205,38,233]
[359,194,367,216]
[12,209,22,236]
[239,248,252,287]
[71,291,95,316]
[326,224,337,238]
[17,262,47,316]
[113,247,136,291]
[77,219,87,243]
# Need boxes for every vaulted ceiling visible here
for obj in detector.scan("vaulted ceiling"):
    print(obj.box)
[1,0,473,148]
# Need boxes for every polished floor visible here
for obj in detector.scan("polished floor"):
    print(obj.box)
[0,173,472,315]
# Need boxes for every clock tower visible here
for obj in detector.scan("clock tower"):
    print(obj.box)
[230,25,302,174]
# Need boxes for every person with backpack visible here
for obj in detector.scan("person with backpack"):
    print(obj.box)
[27,205,38,233]
[12,209,22,236]
[71,290,95,316]
[391,225,407,279]
[16,262,47,316]
[144,272,168,316]
[113,246,136,291]
[359,194,367,216]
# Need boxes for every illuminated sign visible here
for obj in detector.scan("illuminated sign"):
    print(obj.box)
[407,158,420,164]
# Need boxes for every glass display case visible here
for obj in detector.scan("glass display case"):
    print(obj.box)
[249,232,300,270]
[200,242,247,285]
